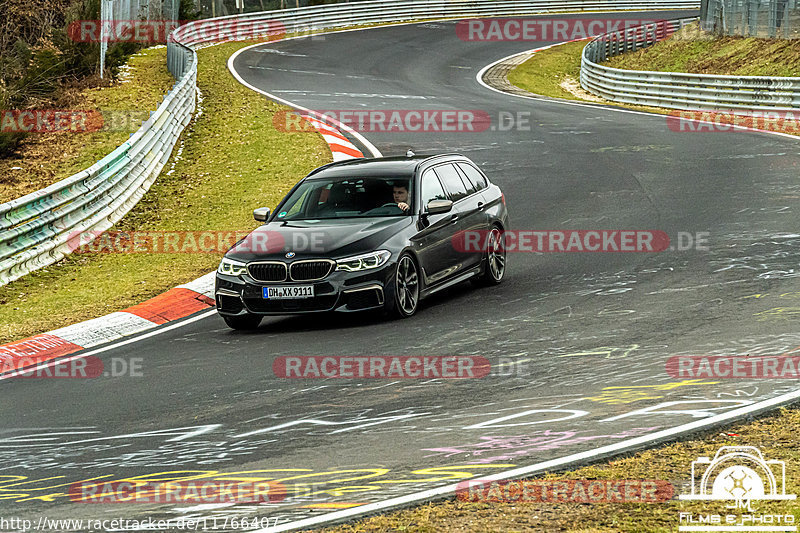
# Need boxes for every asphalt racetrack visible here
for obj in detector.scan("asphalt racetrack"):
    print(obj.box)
[7,10,800,531]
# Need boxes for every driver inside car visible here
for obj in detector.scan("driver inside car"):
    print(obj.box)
[393,184,410,212]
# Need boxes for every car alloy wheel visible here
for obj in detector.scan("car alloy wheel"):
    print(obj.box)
[488,227,506,281]
[475,225,506,286]
[394,253,419,317]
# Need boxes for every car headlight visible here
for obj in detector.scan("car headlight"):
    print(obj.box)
[335,250,391,272]
[217,258,248,276]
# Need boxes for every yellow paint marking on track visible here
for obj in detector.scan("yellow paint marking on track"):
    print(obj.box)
[301,503,365,509]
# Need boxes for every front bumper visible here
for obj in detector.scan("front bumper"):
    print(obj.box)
[215,261,394,316]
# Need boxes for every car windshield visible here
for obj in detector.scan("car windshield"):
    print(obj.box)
[275,175,413,221]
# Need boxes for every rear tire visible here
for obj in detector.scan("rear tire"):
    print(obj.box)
[223,313,262,330]
[476,225,506,286]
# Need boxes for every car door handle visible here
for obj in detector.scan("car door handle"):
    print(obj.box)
[449,214,459,224]
[477,202,485,210]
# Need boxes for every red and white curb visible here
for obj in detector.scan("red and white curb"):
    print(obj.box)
[0,35,372,377]
[0,111,364,377]
[0,272,216,376]
[301,115,364,161]
[0,117,361,378]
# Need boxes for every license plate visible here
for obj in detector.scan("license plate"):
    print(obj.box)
[263,285,314,300]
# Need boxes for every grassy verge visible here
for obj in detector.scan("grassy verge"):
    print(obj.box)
[0,47,175,203]
[319,405,800,532]
[506,22,800,115]
[505,40,667,116]
[506,41,589,101]
[606,22,800,76]
[0,39,329,344]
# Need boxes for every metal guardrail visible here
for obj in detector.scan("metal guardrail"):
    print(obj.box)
[170,0,702,48]
[0,58,197,286]
[0,0,700,287]
[580,17,800,109]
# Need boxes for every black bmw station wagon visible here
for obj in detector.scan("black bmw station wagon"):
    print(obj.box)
[215,153,508,329]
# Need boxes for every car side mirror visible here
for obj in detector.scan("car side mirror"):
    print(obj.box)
[426,199,453,215]
[253,207,271,222]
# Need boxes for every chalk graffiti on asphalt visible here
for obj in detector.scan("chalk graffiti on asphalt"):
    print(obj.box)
[0,465,515,504]
[421,427,660,463]
[585,379,721,405]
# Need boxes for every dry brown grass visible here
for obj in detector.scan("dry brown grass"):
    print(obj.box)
[318,407,800,532]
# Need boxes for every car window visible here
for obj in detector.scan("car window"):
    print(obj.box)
[434,164,468,202]
[454,164,478,195]
[285,186,313,217]
[277,176,411,220]
[420,169,447,209]
[457,162,488,190]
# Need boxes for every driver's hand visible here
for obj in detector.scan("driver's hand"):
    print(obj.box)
[398,202,410,211]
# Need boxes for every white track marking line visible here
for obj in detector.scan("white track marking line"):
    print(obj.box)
[228,43,381,158]
[221,13,800,533]
[0,310,217,381]
[475,40,800,141]
[261,387,800,532]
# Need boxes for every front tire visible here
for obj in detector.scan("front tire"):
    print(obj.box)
[391,253,420,318]
[223,313,262,330]
[476,225,506,285]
